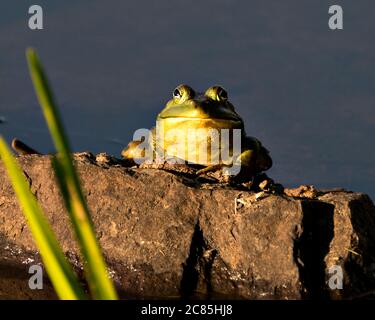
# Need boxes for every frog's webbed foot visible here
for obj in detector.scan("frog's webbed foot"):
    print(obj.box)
[11,138,41,155]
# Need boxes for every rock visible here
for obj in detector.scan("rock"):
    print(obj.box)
[0,154,375,299]
[284,185,320,199]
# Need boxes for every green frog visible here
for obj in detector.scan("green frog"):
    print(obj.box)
[12,84,276,189]
[122,85,273,184]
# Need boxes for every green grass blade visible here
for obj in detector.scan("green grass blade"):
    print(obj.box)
[0,137,86,300]
[26,48,118,300]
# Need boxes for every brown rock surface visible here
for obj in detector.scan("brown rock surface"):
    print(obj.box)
[0,154,375,299]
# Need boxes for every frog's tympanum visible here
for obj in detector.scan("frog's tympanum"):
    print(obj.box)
[122,85,273,183]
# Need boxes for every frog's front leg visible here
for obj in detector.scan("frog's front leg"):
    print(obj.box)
[121,126,160,163]
[196,148,257,177]
[196,137,273,184]
[121,140,146,160]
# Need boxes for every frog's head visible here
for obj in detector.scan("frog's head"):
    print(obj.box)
[157,84,244,129]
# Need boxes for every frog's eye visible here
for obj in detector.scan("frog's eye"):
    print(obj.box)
[173,88,182,99]
[217,87,228,101]
[205,86,229,102]
[172,84,195,101]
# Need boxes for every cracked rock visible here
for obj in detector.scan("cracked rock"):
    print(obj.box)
[0,154,375,299]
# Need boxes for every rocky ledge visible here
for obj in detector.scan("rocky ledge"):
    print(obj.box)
[1,154,375,299]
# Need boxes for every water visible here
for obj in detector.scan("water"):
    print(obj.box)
[1,0,374,199]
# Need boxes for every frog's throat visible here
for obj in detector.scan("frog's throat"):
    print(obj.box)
[153,121,243,166]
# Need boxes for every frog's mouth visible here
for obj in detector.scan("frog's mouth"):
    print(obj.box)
[158,105,242,123]
[159,115,241,121]
[157,117,244,131]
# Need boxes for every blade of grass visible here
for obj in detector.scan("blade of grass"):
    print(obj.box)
[0,137,86,300]
[26,48,118,300]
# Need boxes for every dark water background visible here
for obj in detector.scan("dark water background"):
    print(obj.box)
[1,0,374,199]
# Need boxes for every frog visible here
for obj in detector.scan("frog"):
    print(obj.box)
[122,84,274,187]
[11,84,277,190]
